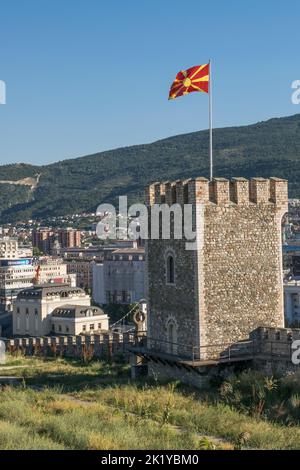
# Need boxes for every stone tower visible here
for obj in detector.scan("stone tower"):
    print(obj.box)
[146,177,288,359]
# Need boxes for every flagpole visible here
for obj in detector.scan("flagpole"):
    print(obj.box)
[209,59,213,181]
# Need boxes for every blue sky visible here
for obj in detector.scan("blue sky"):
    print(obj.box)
[0,0,299,165]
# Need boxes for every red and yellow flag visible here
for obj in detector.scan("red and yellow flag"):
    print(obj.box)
[168,63,210,100]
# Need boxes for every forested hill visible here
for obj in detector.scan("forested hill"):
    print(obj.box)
[1,113,300,223]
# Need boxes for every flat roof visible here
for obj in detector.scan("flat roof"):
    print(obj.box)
[111,248,145,254]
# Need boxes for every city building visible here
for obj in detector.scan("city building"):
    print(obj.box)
[0,237,19,259]
[12,283,108,336]
[284,279,300,326]
[58,228,81,248]
[52,305,108,335]
[92,246,146,305]
[66,259,93,290]
[61,240,137,261]
[283,245,300,277]
[32,228,81,254]
[0,257,75,313]
[18,245,33,258]
[0,237,32,260]
[145,176,288,359]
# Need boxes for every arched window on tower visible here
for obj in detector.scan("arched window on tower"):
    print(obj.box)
[166,254,175,284]
[167,319,178,355]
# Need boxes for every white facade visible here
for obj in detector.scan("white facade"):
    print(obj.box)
[92,263,105,304]
[92,248,146,305]
[0,257,76,312]
[66,260,93,289]
[284,280,300,326]
[0,238,19,259]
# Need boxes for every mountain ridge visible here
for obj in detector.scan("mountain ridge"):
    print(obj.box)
[0,113,300,223]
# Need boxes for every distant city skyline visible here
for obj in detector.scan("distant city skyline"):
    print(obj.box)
[0,0,300,165]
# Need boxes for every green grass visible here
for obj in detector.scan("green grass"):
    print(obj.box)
[2,356,300,449]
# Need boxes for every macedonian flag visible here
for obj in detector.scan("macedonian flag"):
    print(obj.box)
[168,63,210,100]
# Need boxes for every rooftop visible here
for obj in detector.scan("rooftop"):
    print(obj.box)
[17,284,87,300]
[111,248,145,254]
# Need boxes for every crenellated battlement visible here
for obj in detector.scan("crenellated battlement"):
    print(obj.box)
[2,332,135,360]
[146,176,288,208]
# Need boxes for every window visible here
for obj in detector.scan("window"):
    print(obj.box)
[25,314,29,332]
[98,323,102,330]
[58,325,62,332]
[66,326,69,333]
[17,307,20,314]
[166,254,175,284]
[90,324,95,330]
[25,307,29,314]
[82,325,86,332]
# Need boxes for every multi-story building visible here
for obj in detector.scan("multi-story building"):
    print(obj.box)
[18,245,33,258]
[12,284,108,336]
[284,279,300,326]
[66,260,93,290]
[146,176,287,359]
[0,237,19,259]
[32,228,81,254]
[32,228,55,254]
[58,228,81,248]
[92,246,146,305]
[52,305,109,336]
[283,245,300,277]
[64,241,140,293]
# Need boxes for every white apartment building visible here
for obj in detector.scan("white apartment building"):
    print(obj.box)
[12,284,108,336]
[92,247,146,305]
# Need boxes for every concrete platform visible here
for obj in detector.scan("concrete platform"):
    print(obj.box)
[129,345,254,367]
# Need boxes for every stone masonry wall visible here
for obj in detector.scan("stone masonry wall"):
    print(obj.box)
[147,239,198,357]
[146,177,288,359]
